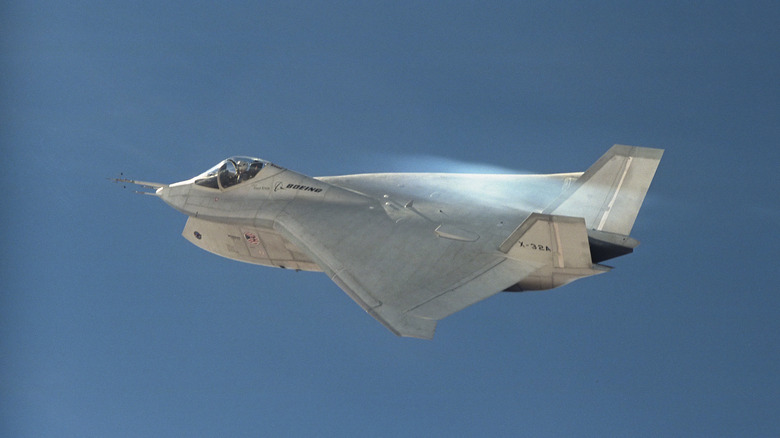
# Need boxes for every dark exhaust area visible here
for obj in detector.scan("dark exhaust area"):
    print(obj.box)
[587,229,639,263]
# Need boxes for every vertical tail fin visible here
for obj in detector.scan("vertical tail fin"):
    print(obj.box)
[543,145,663,236]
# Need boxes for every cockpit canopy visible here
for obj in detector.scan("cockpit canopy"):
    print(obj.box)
[194,156,266,190]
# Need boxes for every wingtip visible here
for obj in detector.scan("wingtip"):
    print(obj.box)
[610,144,665,159]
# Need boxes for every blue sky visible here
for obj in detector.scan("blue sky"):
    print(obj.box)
[2,1,779,436]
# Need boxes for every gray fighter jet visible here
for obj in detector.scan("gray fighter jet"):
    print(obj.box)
[118,145,663,339]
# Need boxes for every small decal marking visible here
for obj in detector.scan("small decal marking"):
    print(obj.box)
[244,232,260,245]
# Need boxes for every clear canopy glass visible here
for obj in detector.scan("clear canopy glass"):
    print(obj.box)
[194,156,265,190]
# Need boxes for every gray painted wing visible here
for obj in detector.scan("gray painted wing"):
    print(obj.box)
[273,198,528,339]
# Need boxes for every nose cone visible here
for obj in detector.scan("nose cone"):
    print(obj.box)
[157,181,192,214]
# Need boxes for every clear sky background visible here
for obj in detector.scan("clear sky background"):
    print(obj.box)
[2,1,779,436]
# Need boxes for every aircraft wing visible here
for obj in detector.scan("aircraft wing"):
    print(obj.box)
[274,200,532,339]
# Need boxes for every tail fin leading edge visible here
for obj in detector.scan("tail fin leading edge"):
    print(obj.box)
[543,145,663,236]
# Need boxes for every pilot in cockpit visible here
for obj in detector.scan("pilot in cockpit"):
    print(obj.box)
[235,160,249,184]
[194,157,265,190]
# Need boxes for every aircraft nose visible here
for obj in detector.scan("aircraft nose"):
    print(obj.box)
[157,181,193,214]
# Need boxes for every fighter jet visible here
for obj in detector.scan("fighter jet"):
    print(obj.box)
[117,145,663,339]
